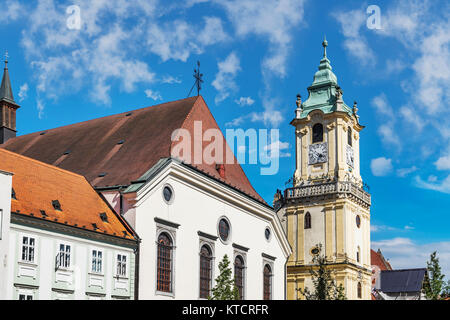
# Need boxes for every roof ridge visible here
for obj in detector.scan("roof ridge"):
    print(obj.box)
[0,148,85,179]
[382,268,427,272]
[5,96,198,141]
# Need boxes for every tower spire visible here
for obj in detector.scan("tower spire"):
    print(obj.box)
[322,35,328,58]
[0,50,15,103]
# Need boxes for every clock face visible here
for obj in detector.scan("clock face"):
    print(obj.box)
[309,143,328,164]
[346,145,354,168]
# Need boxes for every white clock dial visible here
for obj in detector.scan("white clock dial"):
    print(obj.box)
[346,145,354,168]
[309,143,328,165]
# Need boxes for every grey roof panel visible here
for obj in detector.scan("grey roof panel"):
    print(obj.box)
[379,268,427,293]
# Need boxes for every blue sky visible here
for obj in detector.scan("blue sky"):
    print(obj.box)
[1,0,449,276]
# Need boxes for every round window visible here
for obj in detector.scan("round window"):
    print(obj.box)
[265,227,271,241]
[218,218,230,242]
[356,215,361,228]
[311,247,320,255]
[163,186,173,203]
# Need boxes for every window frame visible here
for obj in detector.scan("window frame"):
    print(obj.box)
[19,234,37,264]
[304,212,312,229]
[115,252,128,278]
[217,216,232,244]
[263,263,273,300]
[357,282,362,299]
[348,127,352,146]
[91,248,104,274]
[233,253,247,300]
[312,123,324,144]
[56,242,72,270]
[199,244,213,299]
[155,230,175,296]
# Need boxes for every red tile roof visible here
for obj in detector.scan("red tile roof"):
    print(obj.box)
[0,148,137,240]
[371,249,393,270]
[2,96,265,204]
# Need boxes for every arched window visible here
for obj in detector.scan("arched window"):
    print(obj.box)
[348,127,352,146]
[199,245,213,299]
[357,246,361,263]
[357,282,362,299]
[304,212,311,229]
[157,233,173,292]
[263,264,272,300]
[312,123,324,143]
[234,256,245,299]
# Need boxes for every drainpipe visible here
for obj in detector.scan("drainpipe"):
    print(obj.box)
[134,239,141,300]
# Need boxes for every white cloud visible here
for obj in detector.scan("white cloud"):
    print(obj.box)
[396,166,418,178]
[216,0,306,77]
[161,75,181,84]
[0,0,21,23]
[372,237,450,278]
[399,106,425,131]
[371,94,393,117]
[212,52,241,104]
[235,97,255,107]
[332,9,376,66]
[36,99,44,119]
[18,83,29,102]
[435,155,450,171]
[144,89,162,101]
[415,175,450,194]
[264,140,291,158]
[371,157,393,177]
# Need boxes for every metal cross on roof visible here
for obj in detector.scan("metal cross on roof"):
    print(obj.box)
[187,61,204,97]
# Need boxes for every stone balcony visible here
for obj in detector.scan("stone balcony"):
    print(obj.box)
[284,181,371,208]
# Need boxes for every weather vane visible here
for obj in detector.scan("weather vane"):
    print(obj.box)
[4,50,9,66]
[187,61,204,97]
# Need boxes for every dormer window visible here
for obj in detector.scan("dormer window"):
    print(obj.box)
[52,200,62,211]
[312,123,323,143]
[99,212,108,222]
[11,188,16,200]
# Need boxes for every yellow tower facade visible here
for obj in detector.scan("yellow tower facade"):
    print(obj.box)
[276,40,372,300]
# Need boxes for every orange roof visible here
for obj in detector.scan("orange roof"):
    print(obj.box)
[0,148,136,240]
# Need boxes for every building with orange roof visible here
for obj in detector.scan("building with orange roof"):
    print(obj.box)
[0,148,139,300]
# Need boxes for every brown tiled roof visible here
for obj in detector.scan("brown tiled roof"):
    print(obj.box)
[0,148,137,240]
[371,249,393,270]
[2,96,265,204]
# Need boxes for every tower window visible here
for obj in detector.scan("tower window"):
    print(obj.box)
[357,282,362,299]
[348,127,352,146]
[312,123,323,143]
[304,212,311,229]
[357,246,361,263]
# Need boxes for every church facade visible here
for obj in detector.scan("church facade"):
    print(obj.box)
[275,40,372,300]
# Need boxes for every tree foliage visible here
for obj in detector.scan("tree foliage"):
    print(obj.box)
[423,251,446,300]
[298,244,346,300]
[209,254,240,300]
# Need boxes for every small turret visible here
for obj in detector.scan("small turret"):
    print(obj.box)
[0,51,20,144]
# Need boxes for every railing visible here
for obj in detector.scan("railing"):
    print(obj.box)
[285,181,371,206]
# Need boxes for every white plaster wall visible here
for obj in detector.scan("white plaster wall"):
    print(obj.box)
[4,224,134,300]
[131,169,288,300]
[0,171,12,300]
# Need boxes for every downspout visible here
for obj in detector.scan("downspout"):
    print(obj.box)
[134,238,141,300]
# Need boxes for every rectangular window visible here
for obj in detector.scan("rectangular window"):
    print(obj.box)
[92,250,103,273]
[57,244,71,268]
[21,236,35,263]
[116,254,126,277]
[18,294,33,300]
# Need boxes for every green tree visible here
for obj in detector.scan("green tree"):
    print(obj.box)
[209,254,240,300]
[298,244,346,300]
[423,251,446,300]
[441,280,450,299]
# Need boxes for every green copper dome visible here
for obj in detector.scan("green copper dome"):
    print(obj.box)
[299,39,353,118]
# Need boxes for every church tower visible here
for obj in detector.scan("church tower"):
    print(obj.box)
[0,53,20,144]
[279,39,372,300]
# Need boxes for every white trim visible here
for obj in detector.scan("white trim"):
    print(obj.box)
[18,233,38,264]
[89,247,104,275]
